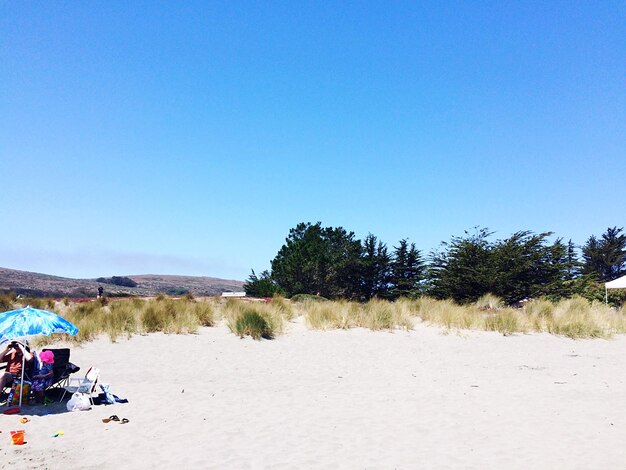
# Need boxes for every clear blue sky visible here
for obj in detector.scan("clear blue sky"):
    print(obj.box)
[1,1,624,280]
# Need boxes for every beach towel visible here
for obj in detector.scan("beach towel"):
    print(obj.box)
[99,383,128,404]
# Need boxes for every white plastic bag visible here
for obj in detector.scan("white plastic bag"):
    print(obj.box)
[67,392,91,411]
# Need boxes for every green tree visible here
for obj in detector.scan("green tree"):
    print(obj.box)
[270,222,362,298]
[565,239,581,281]
[389,239,424,299]
[428,228,571,304]
[429,228,493,303]
[490,231,560,303]
[582,227,626,281]
[244,270,283,298]
[359,233,392,300]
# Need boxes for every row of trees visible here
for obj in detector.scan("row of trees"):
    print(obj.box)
[245,222,626,305]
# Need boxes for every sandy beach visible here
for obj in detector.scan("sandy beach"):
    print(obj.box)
[2,318,626,469]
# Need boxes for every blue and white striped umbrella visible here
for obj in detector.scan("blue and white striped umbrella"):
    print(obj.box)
[0,306,78,340]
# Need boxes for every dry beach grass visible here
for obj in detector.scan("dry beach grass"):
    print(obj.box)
[1,293,625,345]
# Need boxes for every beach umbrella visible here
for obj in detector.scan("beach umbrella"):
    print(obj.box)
[0,306,79,407]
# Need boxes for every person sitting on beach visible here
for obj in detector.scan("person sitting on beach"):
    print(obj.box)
[31,350,55,403]
[0,340,34,391]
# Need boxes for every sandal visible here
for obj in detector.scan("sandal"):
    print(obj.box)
[102,415,120,423]
[120,418,130,424]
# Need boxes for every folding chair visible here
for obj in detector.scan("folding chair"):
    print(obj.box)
[61,367,100,405]
[41,348,81,390]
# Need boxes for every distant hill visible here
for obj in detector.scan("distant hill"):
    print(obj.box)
[0,267,244,298]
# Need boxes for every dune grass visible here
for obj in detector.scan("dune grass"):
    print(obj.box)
[300,295,626,338]
[13,292,626,346]
[0,292,16,312]
[223,299,284,339]
[30,297,220,346]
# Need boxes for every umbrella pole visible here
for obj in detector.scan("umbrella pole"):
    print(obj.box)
[19,351,25,407]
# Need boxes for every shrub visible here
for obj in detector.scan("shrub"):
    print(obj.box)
[270,295,295,320]
[475,293,503,310]
[142,305,165,333]
[64,303,106,343]
[0,293,14,311]
[413,298,479,330]
[107,301,138,341]
[290,293,329,303]
[96,276,138,288]
[483,310,519,336]
[193,302,215,326]
[362,299,395,330]
[305,301,350,329]
[21,297,45,309]
[223,300,283,339]
[244,269,284,298]
[545,296,605,339]
[234,309,272,339]
[524,299,554,319]
[164,288,189,296]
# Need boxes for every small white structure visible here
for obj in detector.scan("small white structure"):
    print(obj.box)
[221,291,246,298]
[605,274,626,303]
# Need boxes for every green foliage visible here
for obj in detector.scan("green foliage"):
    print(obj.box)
[290,293,329,302]
[96,276,138,288]
[234,309,272,339]
[490,231,560,302]
[251,223,626,308]
[223,299,284,339]
[164,288,189,296]
[389,239,424,299]
[359,234,392,300]
[582,227,626,281]
[429,228,575,304]
[244,270,284,298]
[270,222,363,298]
[429,227,494,303]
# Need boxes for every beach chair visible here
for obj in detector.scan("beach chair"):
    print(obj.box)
[41,348,81,389]
[60,367,100,405]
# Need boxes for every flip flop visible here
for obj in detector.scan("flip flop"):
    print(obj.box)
[3,407,20,415]
[102,415,120,423]
[120,418,130,424]
[20,417,30,423]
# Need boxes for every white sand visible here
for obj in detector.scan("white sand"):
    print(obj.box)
[2,318,626,469]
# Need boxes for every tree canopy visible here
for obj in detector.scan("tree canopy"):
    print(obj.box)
[246,223,626,306]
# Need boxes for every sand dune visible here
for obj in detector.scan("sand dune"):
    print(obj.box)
[2,319,626,469]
